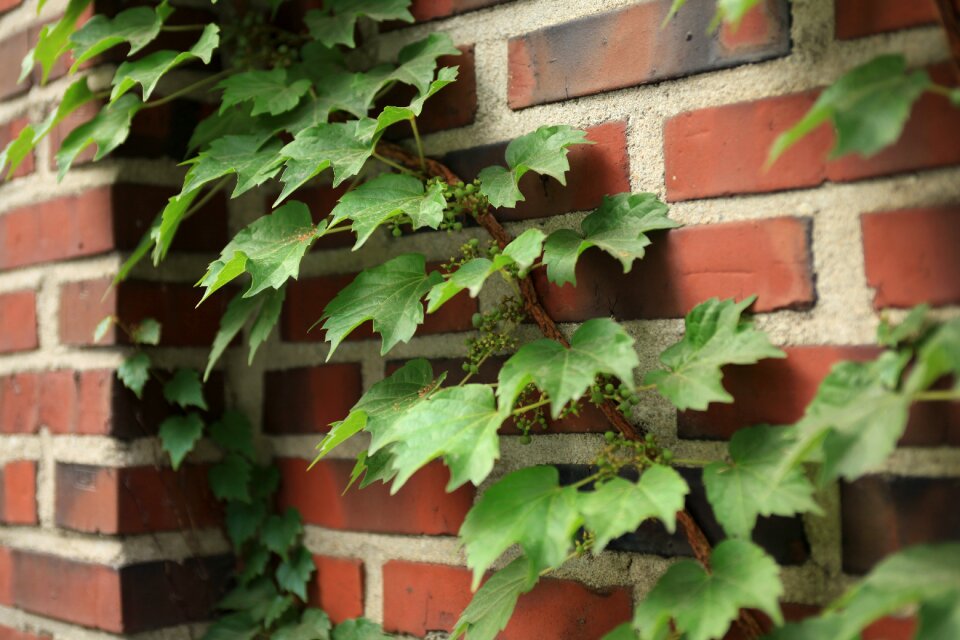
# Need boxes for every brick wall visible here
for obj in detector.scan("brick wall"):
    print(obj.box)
[1,0,958,639]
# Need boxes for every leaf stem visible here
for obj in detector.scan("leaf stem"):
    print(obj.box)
[161,24,207,32]
[410,117,427,172]
[912,389,960,402]
[929,83,956,98]
[511,397,550,416]
[143,70,230,110]
[183,178,230,222]
[372,152,416,175]
[672,458,714,467]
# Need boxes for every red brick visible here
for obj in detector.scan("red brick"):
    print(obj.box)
[55,464,221,534]
[863,616,917,640]
[0,119,33,178]
[835,0,938,39]
[382,561,632,638]
[535,217,814,321]
[0,291,38,354]
[263,364,363,434]
[0,548,10,606]
[310,555,364,624]
[665,74,960,201]
[507,0,789,109]
[59,278,226,347]
[0,0,23,15]
[0,373,39,434]
[443,121,631,222]
[0,32,30,101]
[283,270,476,342]
[383,46,476,136]
[841,475,960,574]
[409,0,509,21]
[0,186,228,271]
[277,457,474,535]
[0,461,37,525]
[0,626,52,640]
[862,206,960,309]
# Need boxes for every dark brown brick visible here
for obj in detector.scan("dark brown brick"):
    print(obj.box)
[263,365,363,434]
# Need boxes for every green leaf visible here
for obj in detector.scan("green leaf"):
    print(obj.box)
[204,291,260,381]
[152,187,201,265]
[479,125,592,208]
[274,608,333,640]
[111,24,220,102]
[375,66,459,134]
[262,508,303,558]
[543,193,678,286]
[163,369,208,410]
[56,94,143,180]
[460,465,582,587]
[23,0,92,84]
[878,303,931,347]
[703,425,821,539]
[319,253,442,358]
[713,0,763,30]
[769,55,931,165]
[225,501,266,547]
[276,546,316,600]
[209,452,252,502]
[118,352,151,399]
[452,556,538,640]
[93,316,115,343]
[69,2,172,72]
[238,546,270,584]
[249,286,286,364]
[265,595,295,628]
[332,618,390,640]
[203,612,260,640]
[219,68,313,117]
[580,465,689,552]
[602,623,637,640]
[130,318,162,345]
[644,297,785,411]
[905,318,960,393]
[367,384,504,492]
[276,120,376,204]
[158,413,204,470]
[329,173,446,248]
[498,318,638,418]
[219,577,278,621]
[661,0,688,27]
[209,410,256,460]
[391,33,461,96]
[183,135,284,198]
[305,0,413,48]
[633,539,783,640]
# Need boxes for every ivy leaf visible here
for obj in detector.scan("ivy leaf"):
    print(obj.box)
[633,539,783,640]
[56,94,143,180]
[152,188,201,265]
[319,253,443,358]
[332,618,390,640]
[274,608,333,640]
[110,24,220,102]
[209,452,252,502]
[69,2,172,72]
[703,425,821,539]
[375,66,459,133]
[130,318,162,345]
[329,174,446,249]
[158,413,204,471]
[644,297,785,411]
[248,286,286,364]
[118,352,151,399]
[543,193,678,286]
[391,34,461,96]
[276,546,316,600]
[219,577,278,622]
[426,229,545,313]
[204,291,260,381]
[498,318,638,418]
[226,501,266,547]
[905,318,960,393]
[478,125,592,208]
[1,78,95,179]
[204,613,260,640]
[878,303,931,348]
[210,410,256,461]
[239,547,270,585]
[460,465,583,587]
[200,201,320,300]
[276,120,376,204]
[93,316,115,343]
[305,0,413,48]
[451,556,537,640]
[367,384,504,492]
[23,0,92,84]
[183,135,284,198]
[265,595,295,628]
[163,369,208,410]
[262,508,304,558]
[580,465,689,552]
[219,68,313,117]
[769,55,931,165]
[711,0,764,30]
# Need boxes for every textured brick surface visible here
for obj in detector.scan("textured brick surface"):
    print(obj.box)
[55,464,221,534]
[862,206,960,308]
[534,217,815,321]
[0,461,37,525]
[263,364,363,434]
[277,457,474,535]
[310,555,364,624]
[835,0,938,39]
[0,626,52,640]
[0,32,30,101]
[410,0,510,21]
[443,121,630,222]
[0,118,33,178]
[0,0,23,14]
[0,291,38,354]
[508,0,789,108]
[382,560,632,638]
[841,475,960,574]
[0,373,40,434]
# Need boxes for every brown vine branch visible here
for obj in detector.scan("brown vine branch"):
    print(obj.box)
[935,0,960,82]
[377,140,765,639]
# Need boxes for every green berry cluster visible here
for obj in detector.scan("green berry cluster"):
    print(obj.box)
[226,11,303,69]
[589,377,641,417]
[512,385,548,444]
[594,432,672,478]
[436,178,488,232]
[574,530,596,557]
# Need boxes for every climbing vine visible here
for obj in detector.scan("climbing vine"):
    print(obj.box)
[3,0,960,639]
